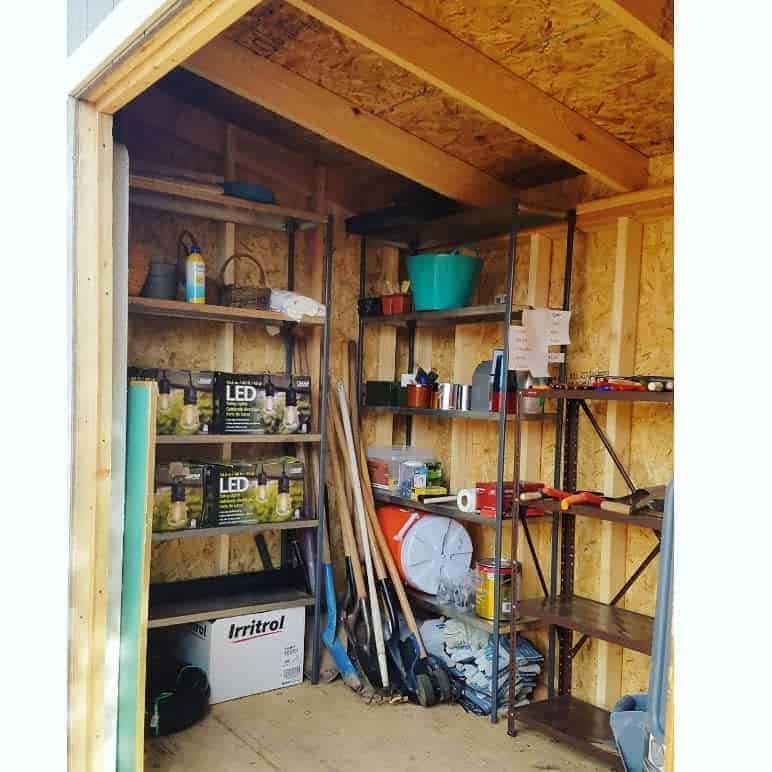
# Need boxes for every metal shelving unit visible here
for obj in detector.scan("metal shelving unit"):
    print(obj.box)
[129,176,335,684]
[351,199,575,722]
[508,389,673,765]
[152,519,320,543]
[361,405,556,423]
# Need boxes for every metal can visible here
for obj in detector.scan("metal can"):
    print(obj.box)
[474,558,521,620]
[437,382,455,410]
[456,384,472,411]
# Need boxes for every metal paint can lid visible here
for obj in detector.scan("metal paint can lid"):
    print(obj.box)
[476,558,519,575]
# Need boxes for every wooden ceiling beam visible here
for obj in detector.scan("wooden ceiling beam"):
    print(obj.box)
[84,0,266,114]
[594,0,674,61]
[284,0,649,192]
[122,87,377,213]
[184,37,515,208]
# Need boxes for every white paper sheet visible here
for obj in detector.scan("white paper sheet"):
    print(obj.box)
[507,325,549,377]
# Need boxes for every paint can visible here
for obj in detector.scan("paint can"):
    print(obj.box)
[474,558,520,620]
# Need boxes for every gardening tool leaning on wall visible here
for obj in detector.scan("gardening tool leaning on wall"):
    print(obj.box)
[327,398,382,692]
[319,505,363,692]
[344,341,453,706]
[336,381,390,689]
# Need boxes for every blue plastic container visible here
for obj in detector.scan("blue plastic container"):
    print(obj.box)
[407,250,483,311]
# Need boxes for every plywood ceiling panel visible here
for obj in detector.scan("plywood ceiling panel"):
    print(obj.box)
[225,0,574,186]
[398,0,673,155]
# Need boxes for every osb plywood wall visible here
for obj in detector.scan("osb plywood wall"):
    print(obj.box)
[391,201,673,704]
[128,196,400,585]
[558,211,673,704]
[125,80,672,701]
[129,207,296,581]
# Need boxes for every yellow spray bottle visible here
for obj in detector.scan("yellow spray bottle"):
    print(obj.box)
[185,245,206,304]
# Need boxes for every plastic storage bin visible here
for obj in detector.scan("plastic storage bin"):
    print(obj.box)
[366,446,435,492]
[406,251,483,311]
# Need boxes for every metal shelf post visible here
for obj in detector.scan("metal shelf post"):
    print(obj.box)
[310,214,335,683]
[489,198,520,722]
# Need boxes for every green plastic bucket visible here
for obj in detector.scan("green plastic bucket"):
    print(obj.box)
[407,250,483,311]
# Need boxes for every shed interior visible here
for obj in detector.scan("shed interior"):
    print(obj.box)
[105,1,673,769]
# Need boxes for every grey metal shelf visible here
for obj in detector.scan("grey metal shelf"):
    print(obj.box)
[406,589,541,635]
[362,405,557,422]
[346,198,565,250]
[152,519,319,542]
[522,388,673,403]
[372,489,552,529]
[361,304,523,327]
[354,199,576,725]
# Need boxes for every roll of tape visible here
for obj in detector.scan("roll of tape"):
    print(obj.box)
[457,489,477,512]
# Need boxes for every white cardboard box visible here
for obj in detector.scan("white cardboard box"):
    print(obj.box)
[176,606,305,704]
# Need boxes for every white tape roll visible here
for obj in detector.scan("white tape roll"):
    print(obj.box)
[456,489,477,512]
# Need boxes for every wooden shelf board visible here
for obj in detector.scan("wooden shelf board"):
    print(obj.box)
[518,595,653,654]
[529,499,663,530]
[152,519,319,542]
[129,175,326,230]
[155,433,322,445]
[406,589,541,634]
[128,297,324,327]
[148,586,314,629]
[514,695,621,768]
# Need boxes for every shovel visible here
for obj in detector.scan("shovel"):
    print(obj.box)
[345,340,453,706]
[320,505,362,692]
[335,381,390,689]
[327,398,382,690]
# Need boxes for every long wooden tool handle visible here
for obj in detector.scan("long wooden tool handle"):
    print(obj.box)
[355,426,428,659]
[345,340,389,583]
[346,344,428,659]
[336,382,390,689]
[327,394,368,601]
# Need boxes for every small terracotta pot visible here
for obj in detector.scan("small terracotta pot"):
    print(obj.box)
[407,383,432,408]
[384,293,411,315]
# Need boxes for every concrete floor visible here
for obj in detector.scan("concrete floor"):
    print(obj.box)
[145,681,614,771]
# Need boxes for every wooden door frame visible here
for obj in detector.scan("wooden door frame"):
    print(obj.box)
[68,5,264,770]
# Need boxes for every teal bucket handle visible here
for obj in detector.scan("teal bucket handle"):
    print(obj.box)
[450,245,482,259]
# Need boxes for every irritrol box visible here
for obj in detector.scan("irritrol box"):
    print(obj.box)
[128,367,215,435]
[176,607,305,703]
[204,456,305,526]
[213,372,312,435]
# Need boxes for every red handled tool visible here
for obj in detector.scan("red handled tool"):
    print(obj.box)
[560,491,603,510]
[542,486,571,500]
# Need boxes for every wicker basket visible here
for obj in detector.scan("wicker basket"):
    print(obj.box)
[128,243,152,296]
[219,253,271,309]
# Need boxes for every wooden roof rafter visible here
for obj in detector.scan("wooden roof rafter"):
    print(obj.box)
[594,0,674,61]
[184,36,517,207]
[282,0,650,192]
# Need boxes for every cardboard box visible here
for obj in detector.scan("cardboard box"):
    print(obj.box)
[213,372,312,435]
[153,461,207,532]
[176,607,305,703]
[129,367,215,435]
[204,456,306,527]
